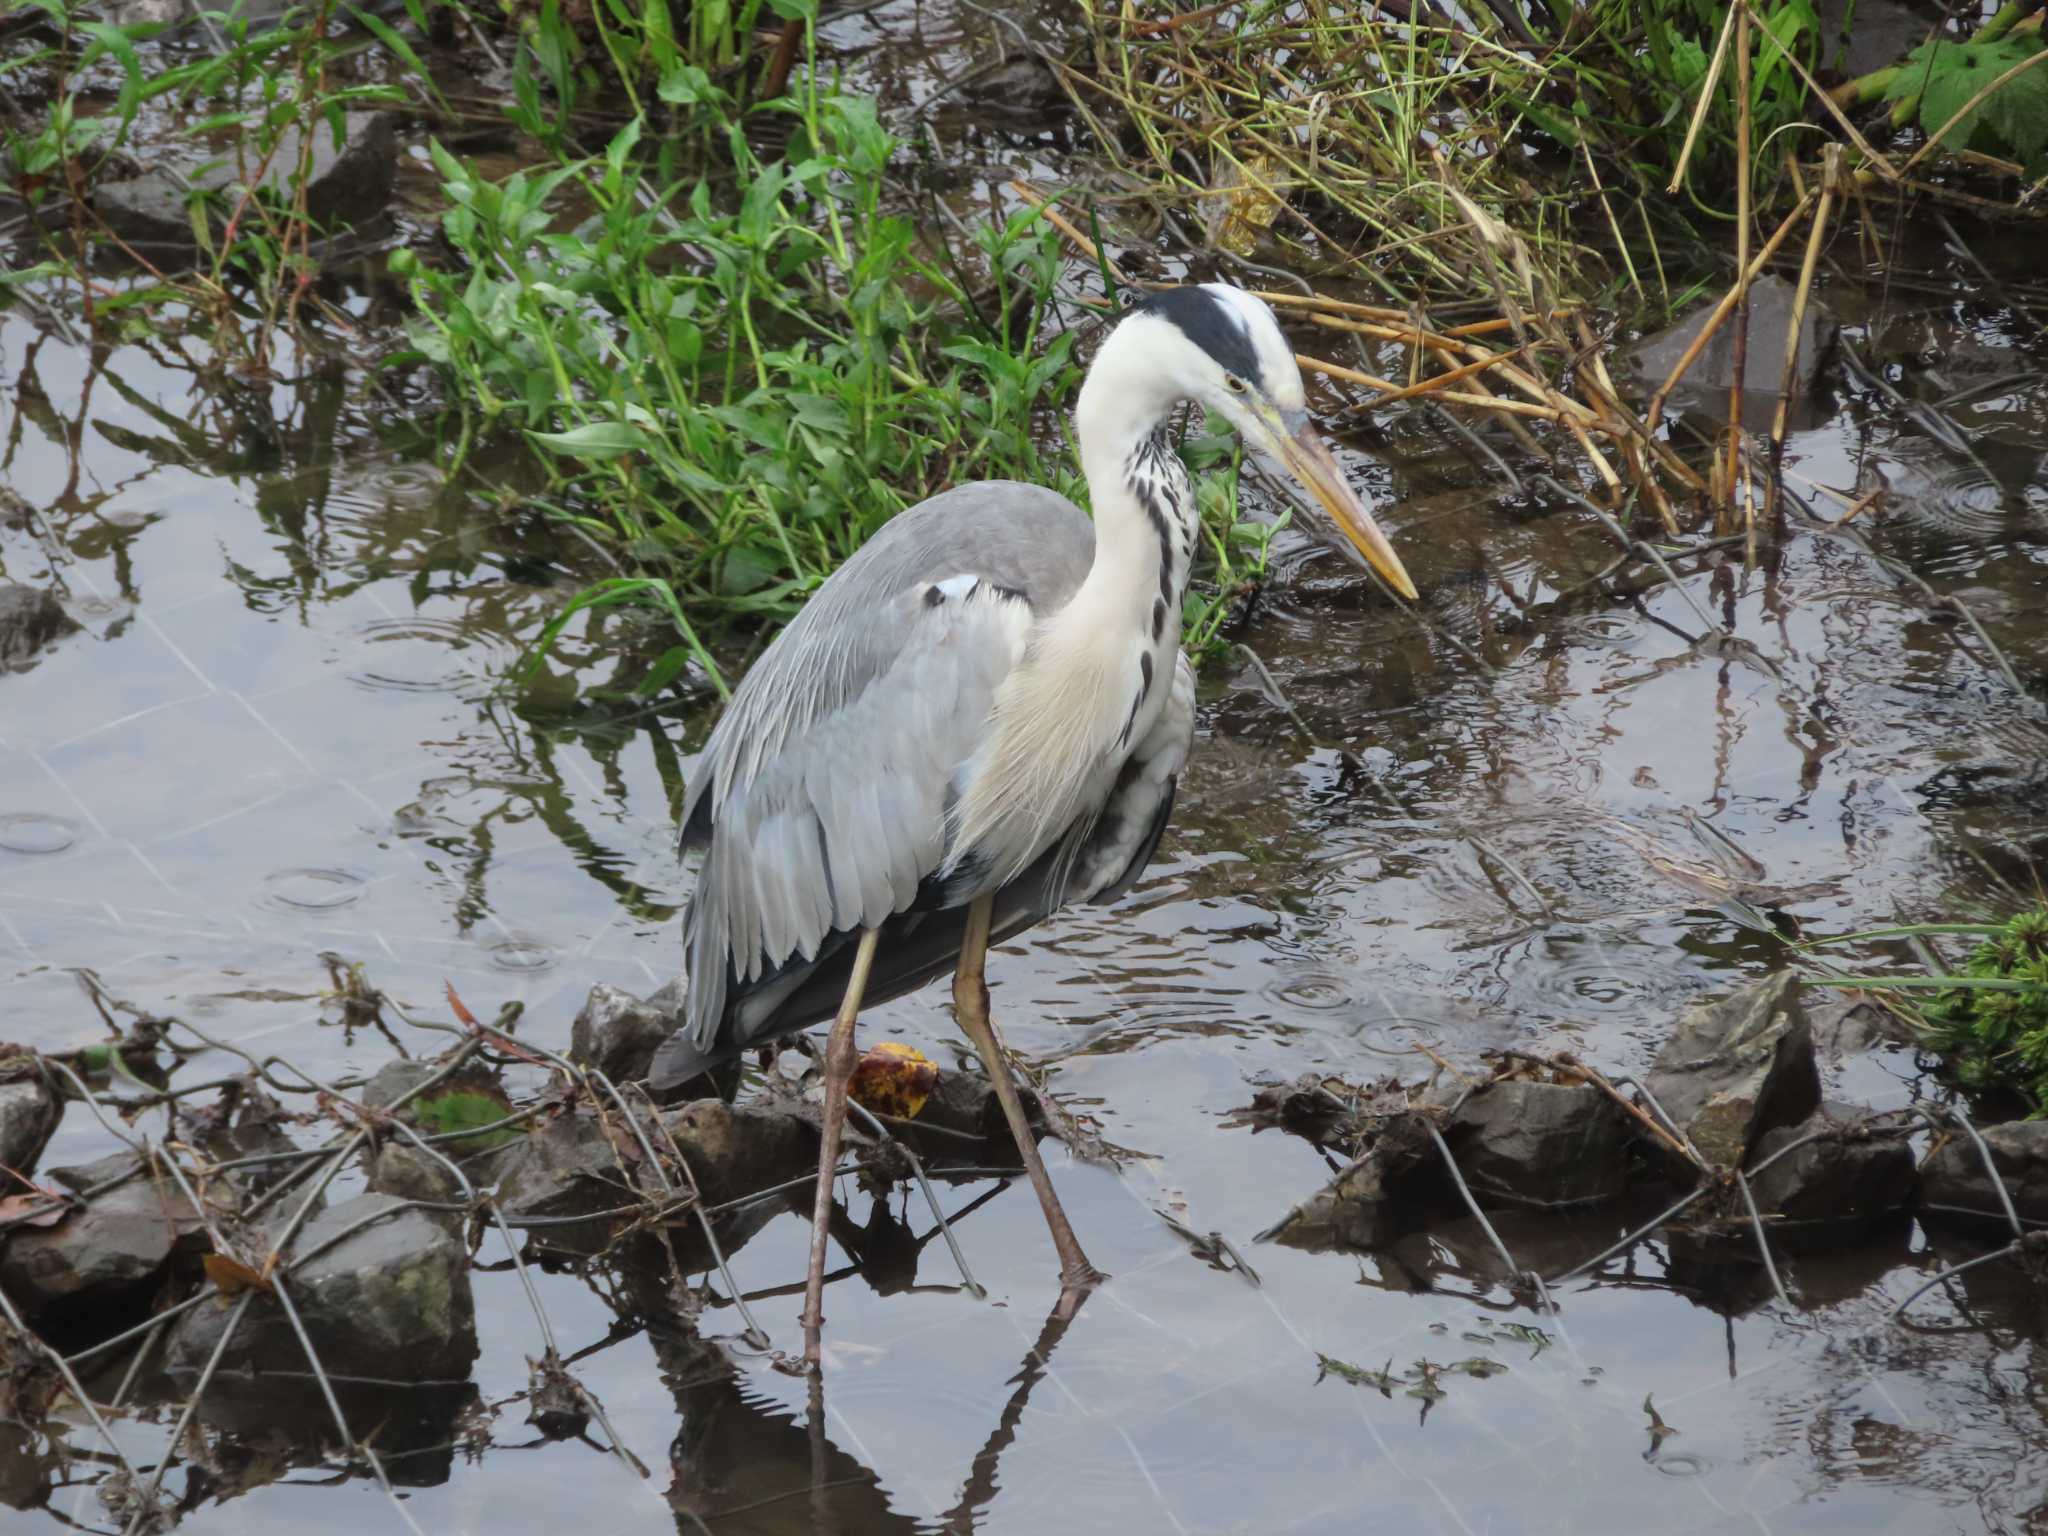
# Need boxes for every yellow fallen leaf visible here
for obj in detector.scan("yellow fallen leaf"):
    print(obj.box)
[848,1042,938,1120]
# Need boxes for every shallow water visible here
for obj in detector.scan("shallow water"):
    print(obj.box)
[7,3,2048,1532]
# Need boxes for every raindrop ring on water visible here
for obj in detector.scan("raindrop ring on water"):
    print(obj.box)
[260,867,368,911]
[487,935,556,973]
[0,813,81,855]
[347,617,509,696]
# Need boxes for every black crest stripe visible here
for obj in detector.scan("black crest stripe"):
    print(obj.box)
[1134,286,1261,382]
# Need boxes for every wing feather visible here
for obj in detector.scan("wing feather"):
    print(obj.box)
[673,483,1095,1057]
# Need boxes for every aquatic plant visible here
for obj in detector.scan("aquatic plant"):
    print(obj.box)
[1920,910,2048,1113]
[1802,911,2048,1115]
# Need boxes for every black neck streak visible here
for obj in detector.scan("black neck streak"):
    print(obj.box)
[1124,430,1198,621]
[1118,429,1195,748]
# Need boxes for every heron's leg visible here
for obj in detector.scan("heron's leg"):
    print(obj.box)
[952,892,1104,1296]
[801,925,881,1370]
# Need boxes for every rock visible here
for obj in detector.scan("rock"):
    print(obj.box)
[0,584,76,670]
[495,1100,818,1258]
[1746,1103,1916,1249]
[951,55,1069,125]
[1643,973,1820,1171]
[167,1192,477,1384]
[887,1062,1045,1163]
[1261,1114,1437,1251]
[1920,1118,2048,1231]
[1624,274,1838,428]
[1443,1078,1636,1207]
[569,983,675,1083]
[92,112,398,250]
[492,1109,636,1258]
[366,1142,466,1230]
[362,1058,442,1112]
[0,1156,203,1316]
[0,1078,58,1178]
[655,1099,815,1203]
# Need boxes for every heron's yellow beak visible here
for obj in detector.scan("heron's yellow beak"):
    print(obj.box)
[1270,417,1418,601]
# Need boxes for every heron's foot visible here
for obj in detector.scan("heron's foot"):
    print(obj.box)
[1059,1258,1107,1295]
[1055,1263,1105,1321]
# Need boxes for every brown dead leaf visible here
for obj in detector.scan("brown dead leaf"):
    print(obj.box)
[0,1190,73,1229]
[445,981,480,1029]
[203,1252,274,1296]
[848,1042,938,1121]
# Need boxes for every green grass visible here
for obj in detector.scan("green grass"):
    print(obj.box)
[1803,911,2048,1115]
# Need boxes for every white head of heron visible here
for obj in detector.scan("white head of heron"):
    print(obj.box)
[1090,284,1418,601]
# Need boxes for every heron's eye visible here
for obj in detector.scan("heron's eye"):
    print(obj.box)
[1223,374,1248,394]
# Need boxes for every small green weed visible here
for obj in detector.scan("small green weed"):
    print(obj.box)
[1803,911,2048,1113]
[1920,910,2048,1112]
[397,72,1275,685]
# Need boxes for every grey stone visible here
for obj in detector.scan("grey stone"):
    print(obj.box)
[1264,1114,1436,1251]
[1644,973,1820,1171]
[0,584,75,670]
[0,1158,202,1314]
[366,1142,466,1230]
[1624,274,1838,428]
[1747,1103,1915,1247]
[362,1058,441,1112]
[167,1192,477,1383]
[0,1078,58,1178]
[655,1099,815,1203]
[1444,1079,1635,1207]
[569,983,675,1083]
[92,112,397,250]
[492,1109,633,1258]
[1920,1118,2048,1230]
[494,1100,817,1258]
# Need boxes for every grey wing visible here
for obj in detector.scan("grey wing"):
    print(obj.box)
[672,482,1095,1062]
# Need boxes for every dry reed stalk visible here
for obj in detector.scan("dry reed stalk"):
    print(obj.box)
[1358,341,1534,404]
[1302,312,1607,425]
[1771,145,1842,457]
[1644,189,1820,432]
[1740,0,1900,179]
[1571,313,1684,534]
[1297,353,1631,429]
[1667,1,1741,193]
[1726,2,1753,534]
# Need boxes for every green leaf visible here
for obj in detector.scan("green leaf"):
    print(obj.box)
[526,420,648,458]
[410,1087,521,1149]
[1886,35,2048,161]
[345,6,449,115]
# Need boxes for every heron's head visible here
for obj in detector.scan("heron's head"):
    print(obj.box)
[1122,284,1417,600]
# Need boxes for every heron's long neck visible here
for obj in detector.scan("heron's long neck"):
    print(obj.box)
[1066,365,1200,652]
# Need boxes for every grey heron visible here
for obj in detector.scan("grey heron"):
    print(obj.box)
[649,284,1417,1366]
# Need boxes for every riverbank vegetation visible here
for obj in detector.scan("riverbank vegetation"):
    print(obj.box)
[4,0,2047,681]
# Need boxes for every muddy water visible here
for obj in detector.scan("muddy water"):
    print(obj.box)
[7,3,2048,1533]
